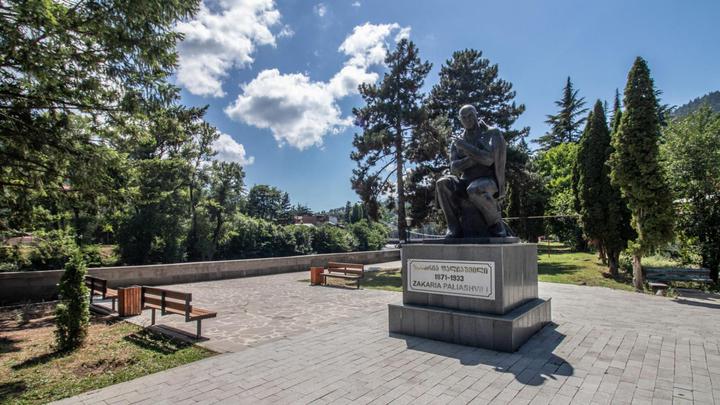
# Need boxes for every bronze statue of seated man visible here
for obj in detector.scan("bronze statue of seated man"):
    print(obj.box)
[436,104,508,238]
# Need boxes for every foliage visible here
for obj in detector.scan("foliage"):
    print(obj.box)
[0,0,199,232]
[505,158,548,242]
[662,106,720,281]
[203,161,246,259]
[348,220,388,251]
[54,253,89,351]
[350,203,365,223]
[312,225,357,254]
[351,39,432,238]
[29,229,79,270]
[535,77,588,150]
[408,49,529,226]
[672,91,720,118]
[574,101,634,274]
[246,185,292,224]
[610,57,675,289]
[535,143,585,250]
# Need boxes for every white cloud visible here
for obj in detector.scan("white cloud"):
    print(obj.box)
[314,3,327,17]
[176,0,282,97]
[225,23,410,150]
[225,69,350,150]
[278,24,294,38]
[351,1,361,7]
[213,133,254,165]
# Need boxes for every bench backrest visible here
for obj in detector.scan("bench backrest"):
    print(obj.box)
[327,262,364,275]
[646,267,711,282]
[141,286,192,321]
[85,276,108,298]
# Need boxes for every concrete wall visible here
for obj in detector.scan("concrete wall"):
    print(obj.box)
[0,250,400,305]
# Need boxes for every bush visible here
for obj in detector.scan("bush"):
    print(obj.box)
[55,253,90,351]
[29,229,78,270]
[287,225,314,255]
[348,220,388,251]
[0,244,25,272]
[80,244,103,267]
[312,225,357,253]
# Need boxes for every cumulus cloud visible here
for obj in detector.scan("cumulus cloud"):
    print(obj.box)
[225,23,410,150]
[176,0,282,97]
[212,133,254,165]
[314,3,327,17]
[225,69,350,150]
[351,1,361,7]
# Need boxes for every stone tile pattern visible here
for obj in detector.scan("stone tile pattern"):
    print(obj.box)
[62,270,720,404]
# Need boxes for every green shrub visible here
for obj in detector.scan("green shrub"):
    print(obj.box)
[312,225,357,253]
[348,220,388,251]
[54,253,90,351]
[287,225,314,255]
[0,244,25,272]
[80,244,103,267]
[29,229,78,270]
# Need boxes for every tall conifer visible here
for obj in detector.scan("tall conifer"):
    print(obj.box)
[536,77,588,150]
[351,39,432,240]
[610,57,674,289]
[575,100,634,275]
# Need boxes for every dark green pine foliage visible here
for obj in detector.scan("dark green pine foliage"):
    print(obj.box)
[536,77,588,150]
[574,100,634,275]
[427,49,527,136]
[351,39,432,240]
[610,57,674,289]
[55,252,90,351]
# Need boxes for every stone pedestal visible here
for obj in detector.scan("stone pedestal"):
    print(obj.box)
[388,243,551,352]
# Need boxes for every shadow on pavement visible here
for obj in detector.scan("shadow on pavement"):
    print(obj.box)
[392,323,572,386]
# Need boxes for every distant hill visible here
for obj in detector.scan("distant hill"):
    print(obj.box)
[672,91,720,117]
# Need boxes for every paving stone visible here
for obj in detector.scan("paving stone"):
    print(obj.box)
[52,267,720,405]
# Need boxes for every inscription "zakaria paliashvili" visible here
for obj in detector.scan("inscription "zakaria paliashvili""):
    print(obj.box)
[407,259,495,300]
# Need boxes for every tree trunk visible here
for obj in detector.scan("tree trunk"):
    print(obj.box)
[632,253,644,291]
[597,241,607,265]
[395,124,407,242]
[607,249,619,277]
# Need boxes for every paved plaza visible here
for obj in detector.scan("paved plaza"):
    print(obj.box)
[60,264,720,404]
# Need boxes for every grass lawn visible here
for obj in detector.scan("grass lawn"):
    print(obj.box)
[0,303,214,405]
[536,243,634,291]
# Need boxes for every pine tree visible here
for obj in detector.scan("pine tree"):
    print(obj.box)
[407,49,528,225]
[427,49,527,136]
[609,57,675,290]
[574,100,634,276]
[536,77,588,150]
[351,39,432,240]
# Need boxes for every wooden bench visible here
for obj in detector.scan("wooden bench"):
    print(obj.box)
[85,276,118,311]
[646,267,712,294]
[140,286,217,339]
[322,262,364,289]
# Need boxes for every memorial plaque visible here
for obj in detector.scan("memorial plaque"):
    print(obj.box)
[407,259,495,300]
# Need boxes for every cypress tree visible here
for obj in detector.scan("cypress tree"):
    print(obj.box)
[55,252,90,351]
[575,100,634,276]
[536,77,588,150]
[609,57,674,290]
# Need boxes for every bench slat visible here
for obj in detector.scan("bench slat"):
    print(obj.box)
[143,296,191,314]
[327,262,364,270]
[142,287,191,301]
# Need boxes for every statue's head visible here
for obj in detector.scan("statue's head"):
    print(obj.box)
[459,105,478,130]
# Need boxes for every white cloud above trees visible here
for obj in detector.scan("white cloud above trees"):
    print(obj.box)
[212,132,255,165]
[176,0,283,97]
[225,23,410,150]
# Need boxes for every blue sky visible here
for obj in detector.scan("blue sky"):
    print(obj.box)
[176,0,719,212]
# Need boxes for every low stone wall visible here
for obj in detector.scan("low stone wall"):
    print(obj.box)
[0,250,400,305]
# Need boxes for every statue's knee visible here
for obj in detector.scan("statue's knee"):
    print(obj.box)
[466,184,482,196]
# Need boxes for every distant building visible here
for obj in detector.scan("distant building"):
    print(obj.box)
[293,215,338,226]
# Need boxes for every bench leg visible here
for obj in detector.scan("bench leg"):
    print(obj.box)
[112,298,116,312]
[196,319,202,339]
[151,308,156,325]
